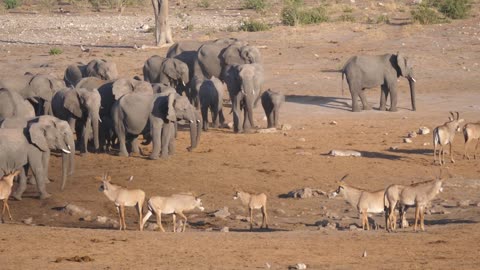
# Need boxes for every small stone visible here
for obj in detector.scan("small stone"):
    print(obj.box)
[226,122,233,129]
[65,204,92,217]
[220,227,229,232]
[330,121,337,125]
[80,215,94,222]
[423,142,430,146]
[212,207,230,219]
[256,128,277,134]
[418,127,430,135]
[22,217,33,225]
[298,138,306,142]
[390,146,398,150]
[362,250,367,257]
[281,124,292,131]
[329,150,361,157]
[458,200,471,207]
[403,138,412,143]
[295,263,307,269]
[407,131,417,138]
[96,216,108,224]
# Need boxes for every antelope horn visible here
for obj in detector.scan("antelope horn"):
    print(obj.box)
[196,193,206,199]
[449,111,455,120]
[456,111,459,120]
[340,174,349,182]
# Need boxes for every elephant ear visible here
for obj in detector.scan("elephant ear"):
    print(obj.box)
[64,90,82,118]
[166,92,177,122]
[29,123,50,152]
[240,46,261,64]
[132,80,154,95]
[112,78,134,100]
[396,52,407,77]
[161,59,178,81]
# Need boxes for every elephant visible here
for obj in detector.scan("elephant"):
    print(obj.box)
[341,52,416,112]
[166,41,204,104]
[223,63,264,133]
[0,121,72,199]
[51,88,101,154]
[0,73,65,115]
[143,55,190,95]
[64,59,119,87]
[0,115,75,199]
[198,76,225,131]
[112,92,201,159]
[0,88,35,121]
[261,89,285,129]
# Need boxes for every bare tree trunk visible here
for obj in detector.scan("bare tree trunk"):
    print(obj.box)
[152,0,173,46]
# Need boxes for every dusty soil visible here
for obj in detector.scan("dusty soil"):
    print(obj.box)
[1,2,480,269]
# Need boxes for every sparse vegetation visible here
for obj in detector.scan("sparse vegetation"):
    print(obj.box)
[411,3,447,24]
[437,0,471,19]
[197,0,210,8]
[281,1,329,26]
[339,14,355,22]
[343,6,353,13]
[243,0,267,12]
[49,48,63,55]
[376,14,389,24]
[185,24,194,31]
[4,0,19,9]
[239,19,271,32]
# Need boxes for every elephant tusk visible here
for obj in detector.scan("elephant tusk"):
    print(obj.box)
[61,148,71,154]
[182,80,186,87]
[196,119,201,123]
[67,144,71,151]
[189,120,194,123]
[98,118,102,123]
[199,206,205,211]
[411,77,416,82]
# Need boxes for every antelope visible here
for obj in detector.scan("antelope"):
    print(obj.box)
[0,170,20,222]
[233,191,268,230]
[384,175,445,232]
[331,174,388,230]
[463,122,480,160]
[433,111,465,165]
[141,193,205,232]
[96,172,145,231]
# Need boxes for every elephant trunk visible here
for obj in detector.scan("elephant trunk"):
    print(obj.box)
[60,152,68,191]
[43,100,52,115]
[90,113,100,151]
[245,96,255,129]
[408,78,416,111]
[188,112,201,151]
[67,134,75,176]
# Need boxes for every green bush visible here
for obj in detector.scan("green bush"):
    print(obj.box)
[49,48,63,55]
[243,0,267,11]
[239,20,271,32]
[197,0,210,8]
[411,4,446,24]
[4,0,19,9]
[376,14,389,24]
[339,14,355,22]
[281,4,329,26]
[437,0,470,19]
[342,6,353,13]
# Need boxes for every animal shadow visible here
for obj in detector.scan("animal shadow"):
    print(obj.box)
[285,95,351,111]
[228,227,289,233]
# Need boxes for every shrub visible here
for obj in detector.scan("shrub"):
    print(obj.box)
[4,0,19,9]
[339,14,355,22]
[437,0,470,19]
[281,4,329,26]
[343,6,353,13]
[243,0,267,11]
[239,20,271,32]
[376,14,389,24]
[49,48,63,55]
[197,0,210,8]
[411,4,446,24]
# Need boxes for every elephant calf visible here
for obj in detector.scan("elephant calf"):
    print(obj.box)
[198,76,225,131]
[261,89,285,129]
[64,59,118,87]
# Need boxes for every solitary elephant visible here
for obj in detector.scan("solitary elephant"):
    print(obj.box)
[223,63,264,133]
[261,89,285,128]
[0,73,64,115]
[64,59,118,87]
[0,115,75,199]
[112,92,201,159]
[341,52,416,112]
[52,88,101,154]
[0,121,72,199]
[0,88,35,121]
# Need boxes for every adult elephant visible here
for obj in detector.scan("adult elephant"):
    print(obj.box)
[341,52,416,112]
[52,88,101,154]
[64,59,119,87]
[0,115,75,199]
[0,73,65,115]
[143,55,189,95]
[224,63,264,133]
[0,88,35,120]
[0,121,72,199]
[166,41,204,103]
[112,92,201,159]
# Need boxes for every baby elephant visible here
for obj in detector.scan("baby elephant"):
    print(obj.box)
[261,89,285,128]
[198,76,225,131]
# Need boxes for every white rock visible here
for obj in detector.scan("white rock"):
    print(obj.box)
[226,122,233,129]
[256,128,278,134]
[329,150,361,157]
[220,227,229,232]
[22,217,33,225]
[96,216,109,224]
[362,250,367,257]
[407,131,417,138]
[403,138,413,143]
[281,124,292,131]
[423,142,430,146]
[298,138,306,142]
[418,127,430,135]
[65,204,92,217]
[390,146,398,150]
[330,121,337,125]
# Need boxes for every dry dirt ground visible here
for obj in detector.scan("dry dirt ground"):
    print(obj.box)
[1,2,480,269]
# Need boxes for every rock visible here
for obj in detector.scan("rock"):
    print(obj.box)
[79,215,94,222]
[349,224,360,231]
[315,219,337,229]
[362,249,367,257]
[423,142,430,146]
[329,150,361,157]
[256,128,278,134]
[287,188,327,199]
[407,131,417,138]
[65,204,92,217]
[281,124,292,131]
[403,138,412,143]
[418,127,430,135]
[226,122,233,129]
[294,263,307,269]
[212,207,230,219]
[145,222,160,231]
[390,146,398,150]
[329,121,337,125]
[220,226,229,232]
[22,217,33,225]
[458,200,471,207]
[298,138,306,142]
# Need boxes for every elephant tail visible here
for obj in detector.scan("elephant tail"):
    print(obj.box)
[341,71,345,96]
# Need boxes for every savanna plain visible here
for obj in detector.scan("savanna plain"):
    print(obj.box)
[0,0,480,269]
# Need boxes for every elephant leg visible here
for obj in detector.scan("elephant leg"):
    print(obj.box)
[42,151,51,183]
[12,169,28,201]
[201,105,209,132]
[358,91,371,110]
[116,128,129,157]
[243,107,252,132]
[232,96,243,133]
[218,108,225,126]
[349,87,361,112]
[380,84,388,111]
[30,157,50,199]
[211,105,219,128]
[168,126,175,156]
[266,109,274,128]
[160,124,173,159]
[388,86,398,112]
[131,138,141,156]
[273,109,280,128]
[149,120,163,160]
